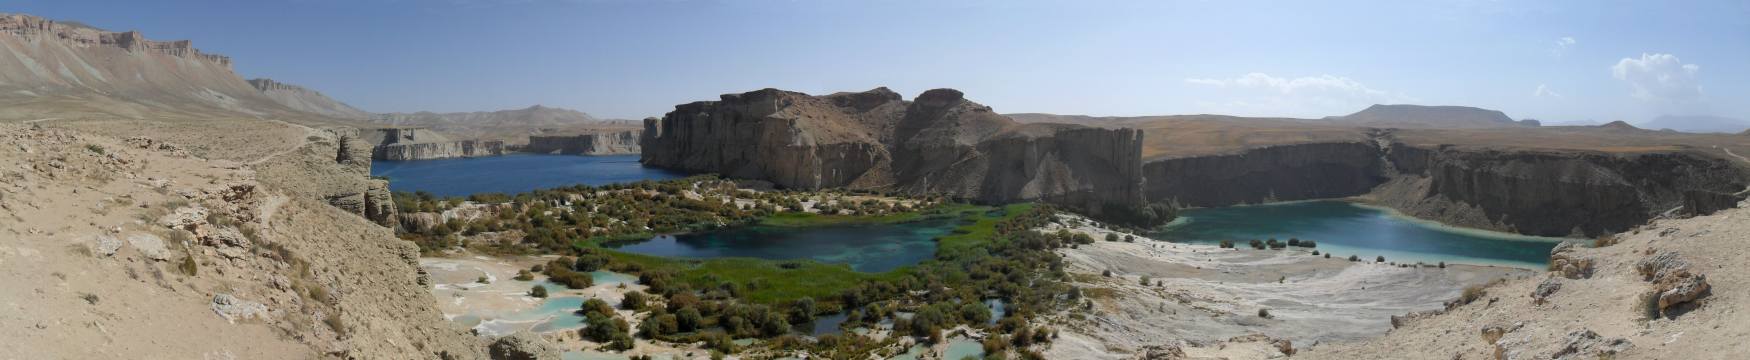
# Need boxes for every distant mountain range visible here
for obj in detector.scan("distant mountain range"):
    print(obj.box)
[1641,115,1750,134]
[1323,104,1538,128]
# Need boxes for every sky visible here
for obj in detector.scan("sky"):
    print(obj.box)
[9,0,1748,124]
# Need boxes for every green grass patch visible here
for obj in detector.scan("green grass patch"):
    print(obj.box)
[588,203,1014,304]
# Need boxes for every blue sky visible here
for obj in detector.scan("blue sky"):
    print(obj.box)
[9,0,1747,123]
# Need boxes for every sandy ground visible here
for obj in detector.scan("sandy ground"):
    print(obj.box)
[1300,201,1750,360]
[1039,214,1533,359]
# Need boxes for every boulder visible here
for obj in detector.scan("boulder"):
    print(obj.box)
[488,332,560,360]
[126,233,170,261]
[1531,277,1562,305]
[93,234,122,257]
[1653,271,1709,312]
[158,206,208,230]
[1547,241,1593,279]
[1635,251,1689,281]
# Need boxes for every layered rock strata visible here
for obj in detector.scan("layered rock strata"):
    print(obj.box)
[642,88,1154,223]
[365,127,504,161]
[520,130,641,155]
[1141,136,1749,237]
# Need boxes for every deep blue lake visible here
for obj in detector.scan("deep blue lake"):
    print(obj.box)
[1150,200,1567,268]
[609,217,961,273]
[370,154,686,197]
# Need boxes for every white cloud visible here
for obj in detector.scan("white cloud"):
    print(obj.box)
[1612,53,1702,102]
[1551,37,1576,56]
[1533,84,1563,98]
[1183,72,1419,117]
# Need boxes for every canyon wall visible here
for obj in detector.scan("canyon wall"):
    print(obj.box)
[1141,137,1750,237]
[364,128,504,161]
[642,88,1154,223]
[1143,142,1387,208]
[521,130,641,155]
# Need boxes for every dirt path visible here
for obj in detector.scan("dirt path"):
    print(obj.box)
[1719,146,1750,195]
[19,117,60,123]
[246,116,321,166]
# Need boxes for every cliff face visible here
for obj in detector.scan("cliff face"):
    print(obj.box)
[1138,136,1749,237]
[643,87,1152,222]
[1375,145,1748,237]
[364,128,504,161]
[1144,142,1387,208]
[521,130,641,155]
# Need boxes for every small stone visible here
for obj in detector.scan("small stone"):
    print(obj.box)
[157,206,208,230]
[1532,277,1563,305]
[488,332,561,360]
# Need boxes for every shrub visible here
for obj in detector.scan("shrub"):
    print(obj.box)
[1257,308,1272,318]
[1219,240,1234,248]
[529,285,548,298]
[1348,255,1359,262]
[1311,250,1320,255]
[1101,270,1113,277]
[1594,234,1621,247]
[1139,275,1152,286]
[1288,238,1300,247]
[1124,235,1136,242]
[1459,284,1487,305]
[1438,261,1446,269]
[1376,255,1386,263]
[1105,233,1119,242]
[621,291,647,310]
[85,144,105,154]
[1324,253,1331,259]
[513,270,535,281]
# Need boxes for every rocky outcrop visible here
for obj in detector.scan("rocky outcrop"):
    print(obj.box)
[642,87,1154,223]
[520,130,640,155]
[365,128,505,161]
[248,78,372,120]
[0,14,231,68]
[488,332,561,360]
[1375,145,1748,237]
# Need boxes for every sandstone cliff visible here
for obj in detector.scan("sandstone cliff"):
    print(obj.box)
[520,130,641,155]
[643,87,1156,223]
[1138,130,1749,237]
[364,127,505,161]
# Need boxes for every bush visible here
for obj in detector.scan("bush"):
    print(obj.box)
[1139,275,1152,286]
[1348,255,1359,262]
[1105,233,1119,242]
[1311,250,1320,256]
[1459,284,1487,305]
[1438,261,1446,269]
[513,270,535,281]
[1124,235,1136,242]
[1101,270,1113,277]
[1257,308,1272,318]
[621,291,647,310]
[1324,253,1331,259]
[529,285,548,298]
[1376,256,1385,263]
[1287,238,1300,247]
[1219,240,1234,248]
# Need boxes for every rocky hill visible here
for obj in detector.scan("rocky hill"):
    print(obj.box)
[369,105,638,146]
[643,87,1159,223]
[1327,104,1535,129]
[0,13,489,358]
[248,78,372,120]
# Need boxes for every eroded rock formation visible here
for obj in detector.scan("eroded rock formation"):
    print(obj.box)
[642,87,1155,223]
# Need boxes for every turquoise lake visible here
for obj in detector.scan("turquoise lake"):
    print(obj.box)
[609,217,960,273]
[1150,200,1566,268]
[370,154,686,197]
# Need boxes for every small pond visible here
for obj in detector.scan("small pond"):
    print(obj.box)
[608,216,962,273]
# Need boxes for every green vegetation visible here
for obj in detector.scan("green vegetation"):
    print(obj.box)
[395,176,1086,358]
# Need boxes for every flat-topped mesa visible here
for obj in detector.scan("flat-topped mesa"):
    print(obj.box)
[0,13,231,69]
[643,87,1160,225]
